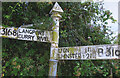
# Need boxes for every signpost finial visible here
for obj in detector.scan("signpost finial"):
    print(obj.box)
[50,2,64,14]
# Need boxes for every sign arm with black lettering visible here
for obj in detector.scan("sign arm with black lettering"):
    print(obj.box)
[0,26,53,42]
[56,45,120,60]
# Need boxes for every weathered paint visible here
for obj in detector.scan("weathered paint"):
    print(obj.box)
[49,2,63,14]
[49,2,63,60]
[52,31,58,43]
[50,48,58,59]
[49,2,63,77]
[0,26,53,42]
[48,59,58,77]
[51,13,62,18]
[57,45,120,60]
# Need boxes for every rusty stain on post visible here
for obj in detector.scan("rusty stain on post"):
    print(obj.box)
[49,2,63,77]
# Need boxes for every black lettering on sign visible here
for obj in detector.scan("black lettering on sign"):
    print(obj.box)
[18,29,22,33]
[106,47,111,56]
[13,30,17,36]
[24,35,30,39]
[72,54,75,58]
[86,53,89,59]
[1,28,18,36]
[58,49,62,53]
[8,29,12,35]
[41,37,44,41]
[25,29,29,34]
[25,29,35,34]
[37,36,48,41]
[17,34,23,39]
[115,50,120,56]
[98,48,103,57]
[24,35,35,40]
[5,28,8,35]
[85,47,91,53]
[45,37,48,41]
[24,35,28,39]
[112,48,114,56]
[63,48,69,53]
[106,47,115,57]
[38,31,44,35]
[1,28,5,35]
[18,29,32,34]
[22,29,25,33]
[1,28,11,36]
[37,36,41,41]
[30,30,35,34]
[64,54,69,58]
[88,47,90,52]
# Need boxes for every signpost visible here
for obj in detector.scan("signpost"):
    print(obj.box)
[57,45,120,60]
[0,26,52,42]
[0,2,120,77]
[48,2,63,77]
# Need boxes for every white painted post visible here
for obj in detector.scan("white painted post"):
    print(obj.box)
[49,2,63,77]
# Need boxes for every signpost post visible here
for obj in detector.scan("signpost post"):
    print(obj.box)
[48,2,63,77]
[0,2,120,77]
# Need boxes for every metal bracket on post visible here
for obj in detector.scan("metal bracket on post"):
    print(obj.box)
[49,2,63,77]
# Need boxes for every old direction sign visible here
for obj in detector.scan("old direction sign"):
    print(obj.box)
[0,26,52,42]
[56,45,120,60]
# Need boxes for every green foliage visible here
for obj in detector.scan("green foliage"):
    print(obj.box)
[113,33,120,44]
[2,39,50,76]
[59,2,115,47]
[2,2,119,77]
